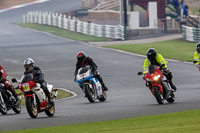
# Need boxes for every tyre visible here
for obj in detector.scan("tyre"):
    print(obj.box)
[26,97,38,118]
[98,91,107,102]
[153,86,164,104]
[0,92,7,115]
[45,101,55,117]
[12,102,21,114]
[167,92,175,103]
[84,84,95,103]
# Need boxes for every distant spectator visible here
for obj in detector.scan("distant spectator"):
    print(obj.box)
[173,0,181,18]
[173,0,180,9]
[183,4,189,18]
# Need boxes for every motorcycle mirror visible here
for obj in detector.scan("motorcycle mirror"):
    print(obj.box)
[193,61,198,64]
[11,78,17,83]
[137,72,143,75]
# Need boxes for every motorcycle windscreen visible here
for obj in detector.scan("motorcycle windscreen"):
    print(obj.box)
[20,73,33,83]
[148,65,157,74]
[78,66,90,75]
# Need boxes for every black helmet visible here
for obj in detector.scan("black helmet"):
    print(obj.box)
[77,51,86,62]
[147,48,157,61]
[196,42,200,53]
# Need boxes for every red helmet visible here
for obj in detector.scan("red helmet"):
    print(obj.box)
[77,51,86,62]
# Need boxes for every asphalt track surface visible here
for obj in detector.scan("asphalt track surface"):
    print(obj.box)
[0,0,200,132]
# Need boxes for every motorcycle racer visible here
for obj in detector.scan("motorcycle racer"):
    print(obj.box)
[23,58,52,102]
[194,42,200,71]
[74,51,108,91]
[143,48,177,91]
[0,65,20,103]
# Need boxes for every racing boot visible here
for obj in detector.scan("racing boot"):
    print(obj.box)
[41,82,52,103]
[169,80,177,92]
[97,75,108,91]
[102,83,108,91]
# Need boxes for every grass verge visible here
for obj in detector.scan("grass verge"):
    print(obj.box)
[3,109,200,133]
[190,7,200,15]
[104,39,196,62]
[18,23,112,42]
[16,89,72,105]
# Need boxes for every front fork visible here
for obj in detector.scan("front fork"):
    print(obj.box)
[149,82,163,95]
[25,93,37,107]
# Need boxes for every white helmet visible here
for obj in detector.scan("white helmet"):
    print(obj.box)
[24,58,35,71]
[23,58,35,65]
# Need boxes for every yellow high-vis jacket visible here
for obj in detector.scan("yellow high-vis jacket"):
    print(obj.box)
[194,51,200,65]
[143,54,168,74]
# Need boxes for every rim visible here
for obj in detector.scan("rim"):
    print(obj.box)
[102,91,107,99]
[89,87,95,99]
[31,103,38,116]
[48,105,55,114]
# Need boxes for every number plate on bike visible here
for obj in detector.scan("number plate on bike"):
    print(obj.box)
[23,83,30,91]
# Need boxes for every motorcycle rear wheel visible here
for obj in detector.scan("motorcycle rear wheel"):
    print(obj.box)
[153,86,164,104]
[98,91,107,102]
[45,101,55,117]
[12,102,21,114]
[0,92,7,115]
[26,97,38,118]
[84,84,95,103]
[167,93,175,103]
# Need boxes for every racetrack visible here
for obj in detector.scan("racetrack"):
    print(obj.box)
[1,0,200,132]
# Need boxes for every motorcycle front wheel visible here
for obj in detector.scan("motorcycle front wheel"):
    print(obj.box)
[26,97,38,118]
[0,92,7,115]
[84,84,95,103]
[153,85,164,104]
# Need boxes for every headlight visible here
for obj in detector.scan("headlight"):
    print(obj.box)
[153,74,160,81]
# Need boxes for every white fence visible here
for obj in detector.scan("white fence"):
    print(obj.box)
[182,25,200,42]
[23,11,125,40]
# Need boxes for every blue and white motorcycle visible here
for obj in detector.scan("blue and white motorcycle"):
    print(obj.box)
[75,65,107,103]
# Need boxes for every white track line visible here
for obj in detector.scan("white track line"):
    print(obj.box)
[56,88,77,101]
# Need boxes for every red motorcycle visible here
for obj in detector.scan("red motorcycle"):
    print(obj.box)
[12,73,57,118]
[138,64,175,104]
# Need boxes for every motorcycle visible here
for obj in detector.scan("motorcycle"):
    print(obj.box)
[12,73,58,118]
[0,83,21,115]
[75,65,107,103]
[138,64,175,104]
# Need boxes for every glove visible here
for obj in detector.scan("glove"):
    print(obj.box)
[163,68,168,73]
[74,77,76,82]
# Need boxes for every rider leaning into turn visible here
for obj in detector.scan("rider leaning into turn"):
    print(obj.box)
[23,58,52,102]
[194,42,200,70]
[74,51,108,91]
[0,65,20,103]
[143,48,177,91]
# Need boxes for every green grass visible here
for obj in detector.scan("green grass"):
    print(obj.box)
[105,39,196,61]
[3,109,200,133]
[190,7,200,15]
[16,89,72,105]
[18,23,112,42]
